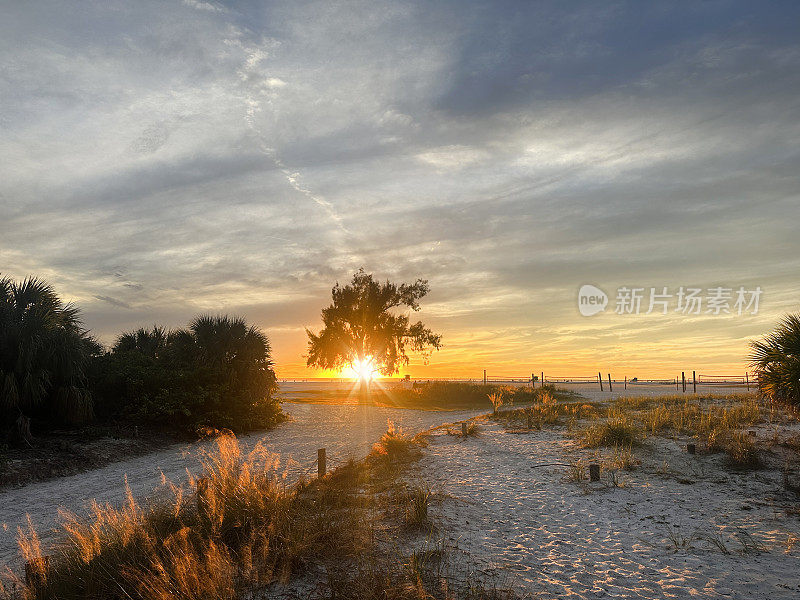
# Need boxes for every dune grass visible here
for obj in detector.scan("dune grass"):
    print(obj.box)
[492,390,770,469]
[1,423,512,600]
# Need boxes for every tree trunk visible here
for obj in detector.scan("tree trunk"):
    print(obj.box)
[358,378,371,403]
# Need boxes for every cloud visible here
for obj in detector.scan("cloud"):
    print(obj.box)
[2,0,799,374]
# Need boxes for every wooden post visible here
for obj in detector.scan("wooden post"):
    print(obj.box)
[607,373,613,392]
[682,371,686,393]
[531,373,535,389]
[589,464,600,482]
[687,443,696,455]
[746,372,750,391]
[598,372,604,391]
[25,556,49,590]
[483,369,487,385]
[318,448,326,478]
[693,370,697,393]
[461,422,467,436]
[676,376,679,391]
[541,372,544,387]
[624,376,627,390]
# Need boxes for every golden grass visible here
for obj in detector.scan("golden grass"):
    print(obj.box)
[579,414,641,448]
[1,424,436,600]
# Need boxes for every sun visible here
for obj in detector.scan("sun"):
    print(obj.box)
[349,356,376,381]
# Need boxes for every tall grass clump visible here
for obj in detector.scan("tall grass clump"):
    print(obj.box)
[580,412,641,448]
[5,434,378,600]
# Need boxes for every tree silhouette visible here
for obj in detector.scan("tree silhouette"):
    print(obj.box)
[306,270,442,389]
[0,275,99,442]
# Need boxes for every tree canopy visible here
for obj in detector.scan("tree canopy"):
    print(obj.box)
[0,275,100,437]
[306,269,442,377]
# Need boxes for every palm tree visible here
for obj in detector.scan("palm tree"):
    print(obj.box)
[749,313,800,404]
[178,315,279,422]
[114,326,169,357]
[0,276,99,442]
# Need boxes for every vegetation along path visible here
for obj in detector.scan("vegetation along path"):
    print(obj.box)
[0,402,481,568]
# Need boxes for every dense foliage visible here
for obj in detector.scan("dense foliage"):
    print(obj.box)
[91,316,282,433]
[0,276,100,441]
[750,313,800,405]
[306,269,442,376]
[1,275,282,441]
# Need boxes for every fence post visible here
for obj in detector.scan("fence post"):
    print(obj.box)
[483,369,487,385]
[531,373,535,389]
[693,370,697,393]
[318,448,326,478]
[682,371,686,393]
[589,464,600,482]
[598,372,604,391]
[541,372,544,387]
[687,443,696,455]
[624,376,627,390]
[746,372,750,391]
[607,373,613,392]
[461,422,467,436]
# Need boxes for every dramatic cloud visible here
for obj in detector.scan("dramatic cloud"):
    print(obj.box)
[2,0,799,376]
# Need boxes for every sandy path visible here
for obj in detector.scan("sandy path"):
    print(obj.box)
[0,403,479,568]
[422,419,800,599]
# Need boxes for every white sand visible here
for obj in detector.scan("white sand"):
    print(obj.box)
[420,417,800,599]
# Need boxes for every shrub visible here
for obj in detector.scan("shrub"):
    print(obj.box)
[580,414,641,448]
[89,316,283,434]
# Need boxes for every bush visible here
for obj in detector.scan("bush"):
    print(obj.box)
[580,414,641,448]
[89,317,283,434]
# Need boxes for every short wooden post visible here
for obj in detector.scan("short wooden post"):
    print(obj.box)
[589,463,600,482]
[693,370,697,393]
[746,372,750,391]
[318,448,326,478]
[687,443,696,455]
[483,369,487,385]
[624,376,627,390]
[461,422,468,436]
[133,425,139,438]
[26,556,49,590]
[607,373,613,392]
[598,372,604,391]
[682,372,686,393]
[541,372,544,387]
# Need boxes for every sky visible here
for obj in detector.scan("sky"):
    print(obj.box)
[2,0,799,379]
